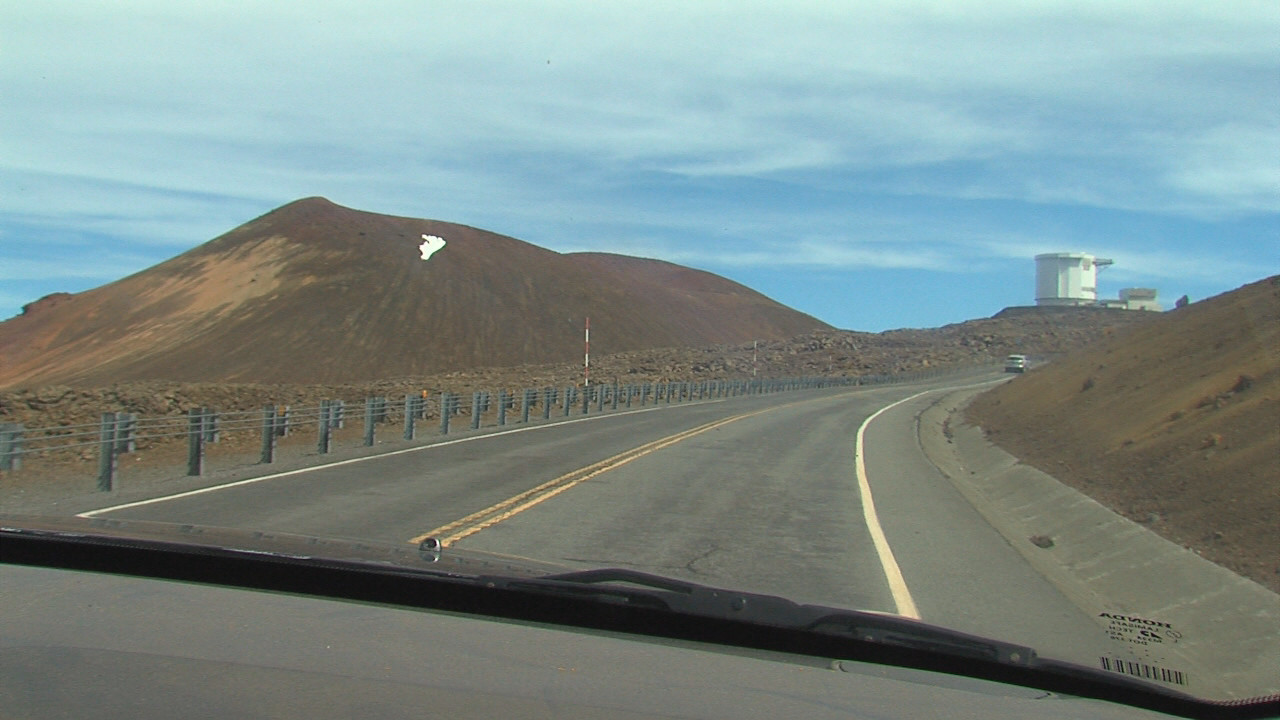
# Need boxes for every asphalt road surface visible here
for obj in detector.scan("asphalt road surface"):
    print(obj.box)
[82,375,1109,667]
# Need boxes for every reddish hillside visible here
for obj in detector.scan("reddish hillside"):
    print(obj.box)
[0,198,829,388]
[967,276,1280,590]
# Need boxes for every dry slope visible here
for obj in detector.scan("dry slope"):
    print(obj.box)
[966,276,1280,592]
[0,198,829,388]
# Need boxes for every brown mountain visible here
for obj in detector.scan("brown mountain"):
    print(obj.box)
[0,198,829,388]
[966,276,1279,590]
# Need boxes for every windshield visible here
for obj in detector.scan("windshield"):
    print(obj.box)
[2,1,1277,713]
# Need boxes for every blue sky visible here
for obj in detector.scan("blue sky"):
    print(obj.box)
[2,1,1277,331]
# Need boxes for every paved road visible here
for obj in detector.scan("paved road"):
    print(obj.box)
[85,375,1108,667]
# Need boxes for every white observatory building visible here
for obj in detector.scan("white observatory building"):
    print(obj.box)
[1035,252,1114,307]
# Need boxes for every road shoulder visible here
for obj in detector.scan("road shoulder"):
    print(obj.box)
[918,386,1280,700]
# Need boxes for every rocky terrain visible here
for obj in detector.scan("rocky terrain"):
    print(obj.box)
[0,197,828,388]
[0,306,1155,434]
[967,276,1279,593]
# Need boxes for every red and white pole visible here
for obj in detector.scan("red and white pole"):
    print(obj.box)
[584,317,591,387]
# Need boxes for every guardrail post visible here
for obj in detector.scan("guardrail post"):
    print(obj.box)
[317,401,332,454]
[187,408,205,477]
[439,392,452,434]
[404,394,417,440]
[0,423,23,472]
[332,400,345,429]
[98,413,118,491]
[541,387,552,420]
[203,409,220,443]
[563,386,572,417]
[471,392,482,430]
[277,406,291,437]
[113,412,136,455]
[260,405,277,463]
[364,398,377,446]
[498,390,509,426]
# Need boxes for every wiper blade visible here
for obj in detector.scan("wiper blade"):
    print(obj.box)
[481,567,809,622]
[8,521,1257,718]
[481,567,1035,667]
[804,613,1033,666]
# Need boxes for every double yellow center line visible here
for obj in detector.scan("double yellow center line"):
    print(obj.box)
[409,409,771,547]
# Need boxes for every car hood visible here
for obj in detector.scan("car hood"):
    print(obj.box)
[0,513,573,579]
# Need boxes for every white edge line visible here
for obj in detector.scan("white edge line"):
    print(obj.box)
[854,377,1008,619]
[78,402,690,518]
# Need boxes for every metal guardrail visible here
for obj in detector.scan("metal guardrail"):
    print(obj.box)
[0,365,992,491]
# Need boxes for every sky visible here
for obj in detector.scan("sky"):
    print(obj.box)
[2,1,1277,332]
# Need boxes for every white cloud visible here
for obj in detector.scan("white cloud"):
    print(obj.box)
[9,1,1274,206]
[0,256,153,283]
[2,0,1277,324]
[1166,124,1280,213]
[561,231,958,273]
[969,234,1269,288]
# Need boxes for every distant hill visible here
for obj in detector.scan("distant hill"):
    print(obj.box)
[967,276,1280,591]
[0,197,829,388]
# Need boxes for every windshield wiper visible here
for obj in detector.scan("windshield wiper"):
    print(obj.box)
[7,519,1271,719]
[479,567,1034,666]
[478,567,1274,718]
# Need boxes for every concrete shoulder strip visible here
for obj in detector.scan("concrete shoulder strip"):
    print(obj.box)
[918,387,1280,700]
